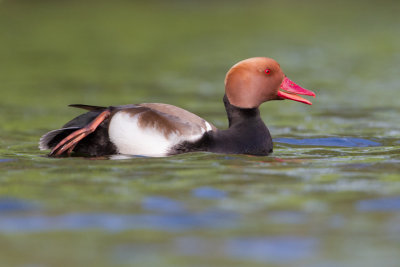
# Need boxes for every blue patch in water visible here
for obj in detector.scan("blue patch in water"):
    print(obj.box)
[0,159,15,163]
[192,187,227,199]
[224,236,318,263]
[0,198,37,213]
[344,163,372,169]
[356,197,400,212]
[274,137,381,147]
[141,196,185,213]
[0,211,238,233]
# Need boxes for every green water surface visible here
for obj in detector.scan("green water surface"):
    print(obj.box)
[1,0,400,266]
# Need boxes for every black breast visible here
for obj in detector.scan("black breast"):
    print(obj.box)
[170,95,273,156]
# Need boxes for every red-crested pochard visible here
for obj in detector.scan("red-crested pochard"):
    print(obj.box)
[39,57,315,157]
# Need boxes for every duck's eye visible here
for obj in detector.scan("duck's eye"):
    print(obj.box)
[264,69,271,75]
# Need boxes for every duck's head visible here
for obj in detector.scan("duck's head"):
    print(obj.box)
[225,57,315,108]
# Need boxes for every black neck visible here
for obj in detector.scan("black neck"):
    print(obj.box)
[172,94,273,156]
[206,94,273,155]
[223,94,260,128]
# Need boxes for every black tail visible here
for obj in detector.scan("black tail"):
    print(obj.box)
[39,127,80,150]
[39,105,107,151]
[68,104,107,111]
[39,105,116,156]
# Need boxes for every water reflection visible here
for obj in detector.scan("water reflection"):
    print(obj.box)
[142,196,186,213]
[0,198,38,213]
[0,159,15,163]
[192,187,227,199]
[268,211,308,225]
[224,236,318,263]
[174,235,319,263]
[275,137,381,147]
[0,210,238,233]
[356,197,400,212]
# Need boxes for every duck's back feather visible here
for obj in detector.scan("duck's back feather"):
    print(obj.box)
[39,103,216,157]
[108,104,215,156]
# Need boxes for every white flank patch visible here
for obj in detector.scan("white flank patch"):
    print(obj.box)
[108,111,202,157]
[205,121,212,132]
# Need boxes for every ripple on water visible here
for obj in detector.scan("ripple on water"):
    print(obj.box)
[268,211,308,225]
[224,236,318,263]
[275,137,381,147]
[174,235,318,263]
[0,198,38,213]
[356,197,400,212]
[0,211,238,233]
[0,159,15,163]
[141,196,186,213]
[192,187,227,199]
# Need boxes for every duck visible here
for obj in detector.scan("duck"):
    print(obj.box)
[39,57,315,157]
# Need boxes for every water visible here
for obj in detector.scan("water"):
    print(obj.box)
[1,0,400,266]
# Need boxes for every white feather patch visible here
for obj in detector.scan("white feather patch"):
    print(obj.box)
[205,121,212,132]
[108,111,202,157]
